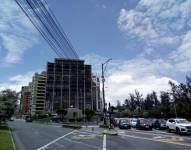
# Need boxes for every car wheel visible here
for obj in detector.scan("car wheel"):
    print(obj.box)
[176,127,181,135]
[167,127,171,132]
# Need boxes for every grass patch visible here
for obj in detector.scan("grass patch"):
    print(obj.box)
[62,123,81,129]
[0,122,15,150]
[33,118,51,124]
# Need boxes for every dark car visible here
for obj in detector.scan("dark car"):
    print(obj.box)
[25,116,33,122]
[9,117,14,121]
[118,119,131,129]
[153,119,167,130]
[136,119,152,130]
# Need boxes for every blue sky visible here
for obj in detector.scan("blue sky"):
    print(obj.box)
[0,0,191,104]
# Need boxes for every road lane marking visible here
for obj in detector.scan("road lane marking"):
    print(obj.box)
[103,134,106,150]
[120,134,191,147]
[37,130,75,150]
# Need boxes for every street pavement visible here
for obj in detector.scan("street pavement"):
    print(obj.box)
[8,119,191,150]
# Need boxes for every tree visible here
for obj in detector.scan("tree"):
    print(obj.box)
[56,109,67,121]
[129,93,136,112]
[85,108,95,121]
[160,92,171,118]
[151,91,160,106]
[144,94,154,110]
[119,109,131,117]
[0,89,18,120]
[134,90,144,114]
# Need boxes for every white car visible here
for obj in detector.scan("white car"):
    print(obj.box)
[130,118,138,127]
[166,118,191,134]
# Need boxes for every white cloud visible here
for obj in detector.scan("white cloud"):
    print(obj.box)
[169,30,191,72]
[107,75,176,104]
[0,0,38,65]
[0,70,41,92]
[102,4,107,9]
[117,0,191,54]
[83,53,177,105]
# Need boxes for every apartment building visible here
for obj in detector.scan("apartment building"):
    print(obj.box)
[45,58,93,113]
[21,83,32,114]
[31,72,46,115]
[92,75,102,111]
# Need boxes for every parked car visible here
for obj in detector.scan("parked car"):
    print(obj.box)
[166,118,191,135]
[130,118,138,127]
[136,119,152,130]
[153,119,167,130]
[114,118,121,126]
[51,115,60,123]
[25,116,33,122]
[9,117,14,121]
[118,119,131,129]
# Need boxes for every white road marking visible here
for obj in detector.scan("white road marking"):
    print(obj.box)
[37,130,75,150]
[120,134,191,147]
[103,134,106,150]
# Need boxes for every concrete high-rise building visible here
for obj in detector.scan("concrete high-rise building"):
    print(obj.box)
[92,75,102,111]
[31,72,46,115]
[45,58,93,113]
[21,83,32,114]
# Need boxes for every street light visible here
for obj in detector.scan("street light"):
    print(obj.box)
[102,58,112,125]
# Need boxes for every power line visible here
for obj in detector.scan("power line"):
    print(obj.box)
[14,0,79,59]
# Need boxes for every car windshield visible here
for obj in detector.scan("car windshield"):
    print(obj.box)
[140,119,150,124]
[121,119,129,123]
[176,119,189,124]
[159,119,166,123]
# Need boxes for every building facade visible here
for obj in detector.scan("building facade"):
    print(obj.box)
[21,83,32,114]
[45,58,93,113]
[92,75,102,111]
[31,72,46,115]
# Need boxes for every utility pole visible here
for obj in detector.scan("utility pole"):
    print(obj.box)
[174,102,177,118]
[102,58,112,125]
[170,94,177,118]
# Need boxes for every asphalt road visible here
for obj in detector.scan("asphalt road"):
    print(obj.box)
[8,120,191,150]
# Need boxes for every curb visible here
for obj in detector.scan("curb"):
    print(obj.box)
[102,130,118,136]
[8,126,16,150]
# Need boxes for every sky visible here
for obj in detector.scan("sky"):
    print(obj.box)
[0,0,191,105]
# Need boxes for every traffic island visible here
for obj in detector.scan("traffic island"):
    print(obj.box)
[102,129,118,136]
[33,118,51,124]
[62,123,82,129]
[0,122,15,150]
[71,134,96,140]
[99,124,109,128]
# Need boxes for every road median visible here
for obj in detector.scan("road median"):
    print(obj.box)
[62,123,82,129]
[102,129,118,136]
